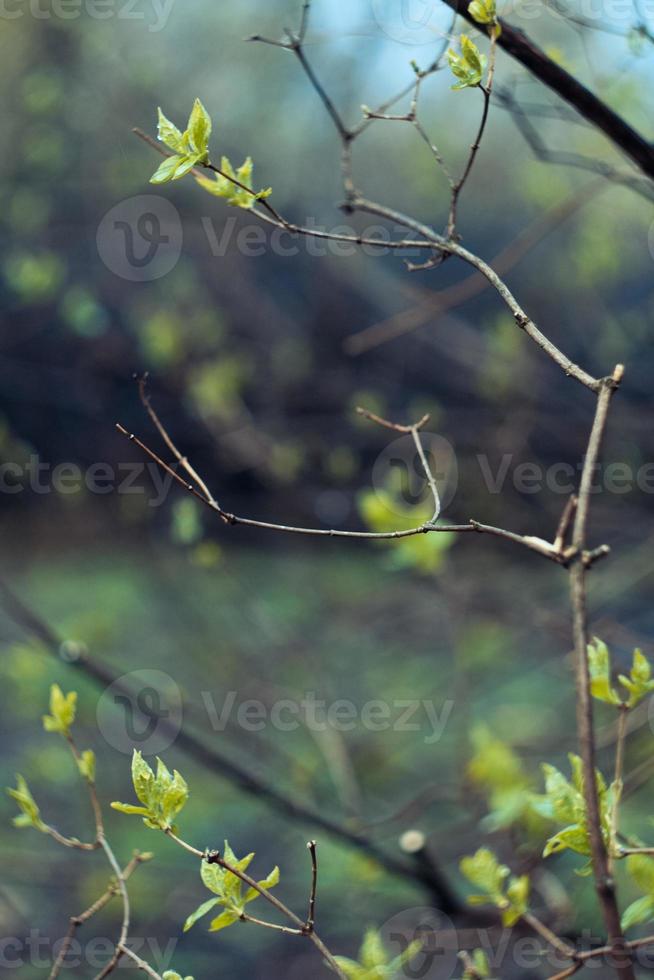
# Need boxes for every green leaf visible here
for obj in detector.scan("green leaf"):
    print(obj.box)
[150,155,186,185]
[186,98,212,157]
[461,849,529,925]
[360,928,387,970]
[132,749,154,805]
[43,684,77,736]
[588,637,622,705]
[110,803,150,816]
[7,775,47,832]
[77,749,96,782]
[619,648,654,708]
[468,0,496,24]
[209,909,240,932]
[460,848,509,904]
[463,949,492,978]
[621,895,654,931]
[244,864,280,903]
[626,853,654,895]
[447,35,487,90]
[162,972,194,980]
[183,896,222,932]
[157,108,185,154]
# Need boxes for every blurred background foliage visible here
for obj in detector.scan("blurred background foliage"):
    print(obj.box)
[1,0,654,976]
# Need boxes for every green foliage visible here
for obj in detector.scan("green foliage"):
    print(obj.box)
[588,638,654,709]
[111,750,188,831]
[194,155,272,209]
[530,754,614,861]
[460,848,529,926]
[332,927,422,979]
[467,725,534,831]
[447,36,486,90]
[42,683,77,736]
[151,99,212,183]
[162,972,194,980]
[183,841,279,933]
[622,855,654,930]
[6,774,47,832]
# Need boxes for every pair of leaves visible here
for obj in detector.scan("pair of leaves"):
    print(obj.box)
[333,928,422,980]
[195,156,271,209]
[162,973,194,980]
[530,754,614,862]
[622,854,654,930]
[460,848,529,927]
[589,638,654,709]
[447,35,487,90]
[7,775,47,833]
[183,841,279,933]
[111,750,188,831]
[151,99,212,183]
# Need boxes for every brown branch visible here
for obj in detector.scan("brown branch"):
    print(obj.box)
[305,840,318,934]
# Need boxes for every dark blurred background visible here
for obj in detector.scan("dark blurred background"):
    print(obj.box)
[1,0,653,976]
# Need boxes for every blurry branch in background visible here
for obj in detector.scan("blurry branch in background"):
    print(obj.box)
[494,84,654,202]
[0,574,467,914]
[437,0,654,182]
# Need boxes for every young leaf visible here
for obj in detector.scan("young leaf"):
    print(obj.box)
[7,775,47,832]
[111,750,188,831]
[194,155,272,210]
[77,749,96,782]
[43,684,77,736]
[162,972,194,980]
[187,98,212,156]
[460,848,530,925]
[468,0,496,24]
[588,637,622,705]
[185,841,280,934]
[619,648,654,708]
[447,35,487,90]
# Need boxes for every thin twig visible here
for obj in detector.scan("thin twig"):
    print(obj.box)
[568,364,633,978]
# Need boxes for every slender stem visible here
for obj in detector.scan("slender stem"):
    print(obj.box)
[569,365,633,979]
[610,705,629,865]
[117,945,163,979]
[306,841,318,933]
